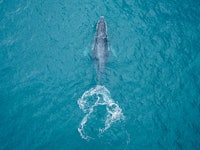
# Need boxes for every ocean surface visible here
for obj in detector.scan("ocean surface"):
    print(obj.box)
[0,0,200,149]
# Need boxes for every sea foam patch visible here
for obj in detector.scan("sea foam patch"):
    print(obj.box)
[77,85,124,140]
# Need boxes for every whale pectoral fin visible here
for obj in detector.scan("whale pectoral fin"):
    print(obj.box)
[83,48,93,61]
[109,46,118,58]
[83,48,90,57]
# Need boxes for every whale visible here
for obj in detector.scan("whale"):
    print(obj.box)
[92,16,109,83]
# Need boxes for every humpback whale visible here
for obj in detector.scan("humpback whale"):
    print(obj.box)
[92,16,109,83]
[77,17,124,140]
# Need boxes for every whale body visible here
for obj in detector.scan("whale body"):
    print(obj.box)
[92,16,109,83]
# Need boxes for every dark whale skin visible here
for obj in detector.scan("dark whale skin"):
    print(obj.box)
[92,16,109,83]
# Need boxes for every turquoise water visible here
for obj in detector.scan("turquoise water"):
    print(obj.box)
[0,0,200,149]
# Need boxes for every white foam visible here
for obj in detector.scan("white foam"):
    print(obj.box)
[77,85,125,140]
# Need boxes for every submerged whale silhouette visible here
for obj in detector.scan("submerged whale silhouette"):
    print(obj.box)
[92,16,109,83]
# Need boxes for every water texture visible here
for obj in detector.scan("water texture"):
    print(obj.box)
[0,0,200,149]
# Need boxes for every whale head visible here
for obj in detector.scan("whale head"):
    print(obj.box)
[96,16,107,38]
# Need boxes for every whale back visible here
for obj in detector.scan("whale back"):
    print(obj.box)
[93,16,109,83]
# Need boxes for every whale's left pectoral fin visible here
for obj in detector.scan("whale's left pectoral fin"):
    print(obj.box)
[83,46,91,57]
[83,48,90,57]
[83,47,93,61]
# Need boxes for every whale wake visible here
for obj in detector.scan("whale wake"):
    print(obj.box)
[77,85,124,140]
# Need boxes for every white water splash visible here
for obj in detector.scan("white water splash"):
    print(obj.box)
[77,85,125,140]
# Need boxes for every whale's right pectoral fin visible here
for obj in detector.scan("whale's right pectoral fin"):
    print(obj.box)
[109,46,118,58]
